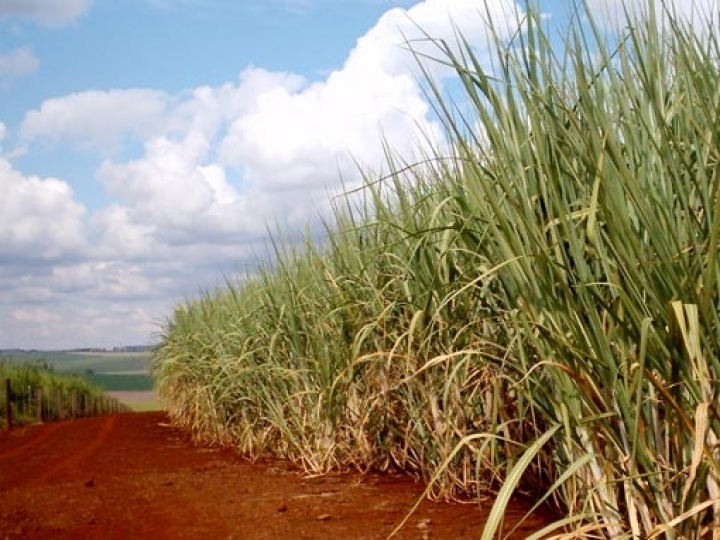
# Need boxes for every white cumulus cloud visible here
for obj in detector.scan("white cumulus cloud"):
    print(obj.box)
[0,156,87,262]
[20,89,169,150]
[219,0,526,196]
[347,0,523,80]
[96,132,266,245]
[91,205,158,260]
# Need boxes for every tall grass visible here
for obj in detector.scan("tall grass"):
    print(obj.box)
[431,3,720,535]
[154,1,720,535]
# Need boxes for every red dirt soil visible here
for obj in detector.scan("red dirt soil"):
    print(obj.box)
[0,412,557,539]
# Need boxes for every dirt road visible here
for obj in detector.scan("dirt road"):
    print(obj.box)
[0,412,556,539]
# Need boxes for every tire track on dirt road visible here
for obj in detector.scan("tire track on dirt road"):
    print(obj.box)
[0,415,119,490]
[31,414,118,486]
[0,421,63,460]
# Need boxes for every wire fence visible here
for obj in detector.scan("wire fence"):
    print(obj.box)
[2,378,131,429]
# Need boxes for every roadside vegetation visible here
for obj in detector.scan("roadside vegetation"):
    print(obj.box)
[154,2,720,536]
[0,361,113,427]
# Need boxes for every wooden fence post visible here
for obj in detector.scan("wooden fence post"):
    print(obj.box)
[4,379,11,430]
[56,389,63,421]
[35,388,43,423]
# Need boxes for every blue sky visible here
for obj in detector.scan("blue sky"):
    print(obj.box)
[0,0,713,349]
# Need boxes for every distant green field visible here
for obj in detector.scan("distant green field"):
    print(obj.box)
[0,351,152,373]
[0,351,155,393]
[84,373,154,391]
